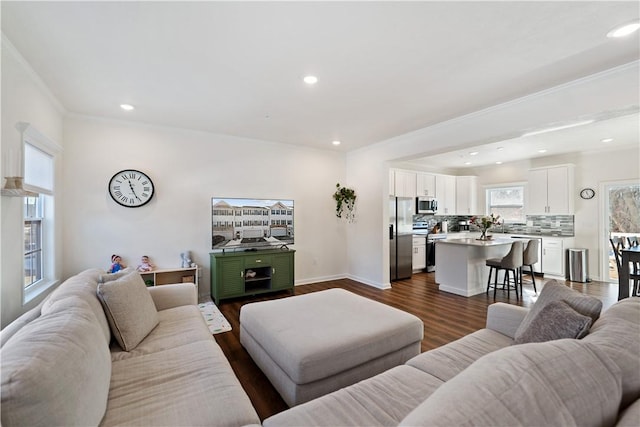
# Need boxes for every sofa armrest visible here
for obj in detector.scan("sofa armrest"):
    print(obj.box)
[485,303,529,339]
[147,283,197,311]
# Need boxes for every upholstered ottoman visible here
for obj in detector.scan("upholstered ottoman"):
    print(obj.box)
[239,288,423,406]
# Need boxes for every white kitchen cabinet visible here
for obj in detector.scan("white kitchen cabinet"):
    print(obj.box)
[435,174,456,215]
[542,238,563,276]
[392,169,417,198]
[455,176,478,215]
[528,165,574,214]
[412,236,426,271]
[416,173,436,197]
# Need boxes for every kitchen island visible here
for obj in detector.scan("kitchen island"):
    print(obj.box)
[435,237,514,297]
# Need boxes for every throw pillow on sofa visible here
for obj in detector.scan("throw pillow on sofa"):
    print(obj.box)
[399,339,622,427]
[514,300,592,344]
[514,280,602,342]
[100,266,133,283]
[97,271,159,351]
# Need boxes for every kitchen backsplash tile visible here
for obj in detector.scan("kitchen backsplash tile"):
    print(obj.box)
[414,214,575,236]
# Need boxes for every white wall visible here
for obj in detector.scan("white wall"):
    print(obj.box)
[1,37,65,327]
[62,117,348,297]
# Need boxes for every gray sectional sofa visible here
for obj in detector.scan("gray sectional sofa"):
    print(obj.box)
[2,270,639,427]
[1,268,260,427]
[264,283,640,427]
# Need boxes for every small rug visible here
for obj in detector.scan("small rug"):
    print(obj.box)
[198,302,232,334]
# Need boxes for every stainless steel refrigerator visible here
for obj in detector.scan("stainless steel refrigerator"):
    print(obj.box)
[389,196,414,281]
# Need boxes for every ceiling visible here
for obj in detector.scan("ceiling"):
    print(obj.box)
[1,1,639,166]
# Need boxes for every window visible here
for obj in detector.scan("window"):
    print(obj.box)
[24,196,43,288]
[486,185,525,223]
[19,123,60,303]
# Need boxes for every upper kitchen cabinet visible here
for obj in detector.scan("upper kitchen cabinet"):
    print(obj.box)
[416,173,436,197]
[455,176,478,215]
[527,165,575,215]
[390,169,417,198]
[435,174,456,214]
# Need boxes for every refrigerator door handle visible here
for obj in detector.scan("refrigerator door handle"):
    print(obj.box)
[389,224,394,239]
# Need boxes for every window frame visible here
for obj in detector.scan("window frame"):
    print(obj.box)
[24,196,44,288]
[18,123,62,304]
[484,183,527,224]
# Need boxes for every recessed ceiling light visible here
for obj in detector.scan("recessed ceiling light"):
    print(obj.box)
[601,138,614,143]
[538,149,548,153]
[496,147,504,151]
[496,161,503,165]
[332,140,341,146]
[120,104,135,111]
[464,161,472,165]
[521,120,594,137]
[469,151,479,156]
[607,20,640,38]
[303,75,318,85]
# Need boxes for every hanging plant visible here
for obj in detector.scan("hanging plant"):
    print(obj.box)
[333,183,357,221]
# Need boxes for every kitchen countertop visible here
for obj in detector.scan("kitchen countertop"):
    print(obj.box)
[438,237,514,246]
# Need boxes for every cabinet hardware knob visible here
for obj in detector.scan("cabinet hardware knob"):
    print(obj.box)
[256,259,262,263]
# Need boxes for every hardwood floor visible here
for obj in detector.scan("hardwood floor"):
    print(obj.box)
[213,272,618,421]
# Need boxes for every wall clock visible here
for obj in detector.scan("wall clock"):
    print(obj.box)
[580,188,595,200]
[108,169,155,208]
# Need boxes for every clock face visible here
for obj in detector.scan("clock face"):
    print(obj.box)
[580,188,595,200]
[108,169,155,208]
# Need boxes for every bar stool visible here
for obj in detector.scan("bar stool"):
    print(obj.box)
[486,241,523,300]
[521,239,539,294]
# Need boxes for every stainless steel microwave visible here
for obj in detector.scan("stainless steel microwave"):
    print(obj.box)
[416,197,438,214]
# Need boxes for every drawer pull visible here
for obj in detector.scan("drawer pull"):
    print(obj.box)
[255,259,262,263]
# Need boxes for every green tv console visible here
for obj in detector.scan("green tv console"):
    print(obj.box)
[210,249,295,304]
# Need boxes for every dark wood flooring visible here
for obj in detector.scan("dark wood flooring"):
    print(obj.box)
[212,272,619,421]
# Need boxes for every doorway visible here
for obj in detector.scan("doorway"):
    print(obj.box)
[601,181,640,283]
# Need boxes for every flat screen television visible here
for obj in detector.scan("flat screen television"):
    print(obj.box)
[211,197,294,250]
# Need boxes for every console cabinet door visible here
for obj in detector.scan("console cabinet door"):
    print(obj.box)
[215,257,245,299]
[271,252,294,290]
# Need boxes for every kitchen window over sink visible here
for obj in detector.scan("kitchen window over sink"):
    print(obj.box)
[486,185,525,223]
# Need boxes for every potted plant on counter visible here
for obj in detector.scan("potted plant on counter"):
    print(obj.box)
[470,214,501,240]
